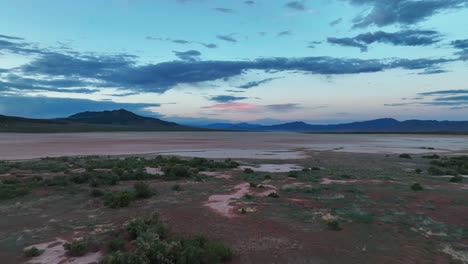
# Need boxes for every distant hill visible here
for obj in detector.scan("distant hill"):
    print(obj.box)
[202,118,468,133]
[0,109,199,132]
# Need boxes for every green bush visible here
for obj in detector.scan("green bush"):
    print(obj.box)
[450,175,464,183]
[23,247,43,258]
[104,191,133,208]
[326,220,341,231]
[267,192,280,198]
[133,182,153,199]
[172,184,182,191]
[243,168,254,174]
[64,237,99,257]
[90,189,104,197]
[162,165,192,180]
[0,184,31,200]
[287,171,298,178]
[107,236,125,252]
[428,166,444,175]
[399,154,412,159]
[411,183,424,191]
[415,168,422,174]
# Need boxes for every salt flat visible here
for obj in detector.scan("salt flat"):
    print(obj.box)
[1,132,468,160]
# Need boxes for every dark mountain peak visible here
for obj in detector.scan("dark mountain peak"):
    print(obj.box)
[68,109,139,119]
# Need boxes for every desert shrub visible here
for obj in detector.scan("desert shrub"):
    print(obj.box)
[287,171,298,178]
[70,174,89,184]
[133,182,154,199]
[162,165,192,180]
[399,154,412,159]
[428,166,444,175]
[0,184,31,200]
[422,154,440,159]
[326,220,341,231]
[243,194,254,200]
[90,189,104,197]
[450,175,464,183]
[64,237,99,257]
[267,192,280,198]
[243,168,254,174]
[107,236,125,253]
[248,182,258,188]
[411,183,424,191]
[126,218,148,240]
[171,184,182,191]
[263,175,272,180]
[23,247,43,258]
[415,168,422,174]
[104,191,133,208]
[44,176,69,186]
[2,178,21,185]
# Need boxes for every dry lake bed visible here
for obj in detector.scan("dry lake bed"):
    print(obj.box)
[1,132,468,263]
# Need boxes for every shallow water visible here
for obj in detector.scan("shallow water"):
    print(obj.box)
[1,132,467,160]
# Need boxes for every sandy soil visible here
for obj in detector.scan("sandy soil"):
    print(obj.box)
[1,132,468,160]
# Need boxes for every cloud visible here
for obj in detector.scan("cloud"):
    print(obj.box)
[216,34,237,43]
[0,34,24,40]
[278,30,292,37]
[264,104,303,112]
[213,8,235,13]
[0,95,160,118]
[434,95,468,101]
[451,39,468,59]
[173,50,201,61]
[204,102,258,111]
[146,36,217,49]
[329,18,343,27]
[237,77,282,89]
[344,0,468,28]
[327,30,442,52]
[209,95,248,102]
[3,36,460,95]
[419,90,468,96]
[244,1,255,5]
[285,1,307,11]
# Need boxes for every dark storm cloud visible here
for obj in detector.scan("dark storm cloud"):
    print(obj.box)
[237,77,281,89]
[216,34,237,43]
[209,95,248,102]
[327,30,442,52]
[344,0,468,28]
[173,50,201,61]
[285,1,307,11]
[0,95,160,118]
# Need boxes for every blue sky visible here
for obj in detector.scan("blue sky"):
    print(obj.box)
[1,0,468,125]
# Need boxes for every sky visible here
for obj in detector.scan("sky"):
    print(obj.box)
[0,0,468,125]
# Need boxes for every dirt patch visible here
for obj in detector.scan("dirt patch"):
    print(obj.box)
[239,164,303,173]
[145,167,163,175]
[204,183,251,218]
[200,171,232,179]
[24,238,102,264]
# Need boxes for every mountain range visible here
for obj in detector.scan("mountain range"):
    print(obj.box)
[202,118,468,133]
[1,109,468,133]
[0,109,196,132]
